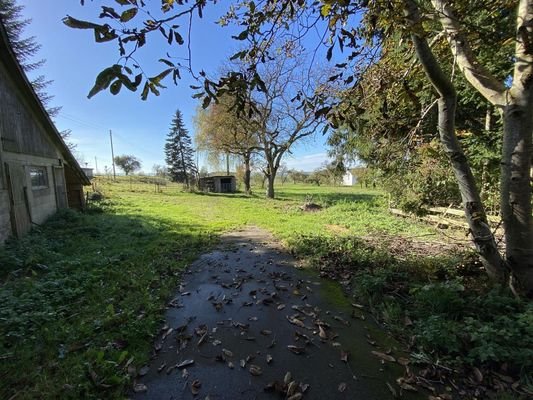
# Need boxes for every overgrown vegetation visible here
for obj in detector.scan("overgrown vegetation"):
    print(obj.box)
[291,234,533,393]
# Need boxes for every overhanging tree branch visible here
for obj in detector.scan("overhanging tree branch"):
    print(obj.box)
[430,0,508,106]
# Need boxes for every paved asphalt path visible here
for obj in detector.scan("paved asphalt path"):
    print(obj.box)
[131,227,424,400]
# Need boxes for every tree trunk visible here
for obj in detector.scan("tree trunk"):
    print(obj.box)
[266,175,275,199]
[501,103,533,293]
[243,154,251,195]
[404,0,506,283]
[265,158,277,198]
[437,97,506,283]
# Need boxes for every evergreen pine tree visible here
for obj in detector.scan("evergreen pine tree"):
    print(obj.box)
[165,109,197,187]
[0,0,60,118]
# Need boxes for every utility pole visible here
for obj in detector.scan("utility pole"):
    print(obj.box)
[110,130,116,181]
[94,156,98,175]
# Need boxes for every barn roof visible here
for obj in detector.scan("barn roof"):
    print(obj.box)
[0,18,90,185]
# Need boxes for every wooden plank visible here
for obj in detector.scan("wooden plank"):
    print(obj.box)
[428,207,500,223]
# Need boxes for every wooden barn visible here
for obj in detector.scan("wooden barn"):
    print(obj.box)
[0,21,90,243]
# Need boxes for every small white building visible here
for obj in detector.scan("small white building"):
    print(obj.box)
[342,170,357,186]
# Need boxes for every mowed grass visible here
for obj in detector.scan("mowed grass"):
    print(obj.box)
[0,178,439,399]
[101,177,436,242]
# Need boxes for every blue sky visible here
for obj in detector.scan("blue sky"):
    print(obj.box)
[18,0,331,173]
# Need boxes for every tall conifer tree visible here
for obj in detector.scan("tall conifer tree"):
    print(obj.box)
[0,0,60,118]
[165,109,197,187]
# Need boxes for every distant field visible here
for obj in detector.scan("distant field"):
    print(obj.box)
[96,176,438,244]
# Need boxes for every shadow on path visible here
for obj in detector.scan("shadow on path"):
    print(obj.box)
[131,227,424,400]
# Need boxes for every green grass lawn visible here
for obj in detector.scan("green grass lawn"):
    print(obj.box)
[1,178,529,399]
[99,177,436,242]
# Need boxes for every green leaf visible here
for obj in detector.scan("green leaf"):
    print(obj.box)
[174,31,184,45]
[233,30,249,41]
[120,8,138,22]
[115,0,131,5]
[110,80,122,95]
[148,83,160,96]
[87,65,122,98]
[326,45,334,61]
[158,59,175,68]
[320,4,331,17]
[94,26,118,43]
[149,68,173,87]
[315,106,331,119]
[141,82,150,100]
[62,16,101,30]
[202,96,211,109]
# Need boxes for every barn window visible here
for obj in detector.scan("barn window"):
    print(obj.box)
[29,166,48,189]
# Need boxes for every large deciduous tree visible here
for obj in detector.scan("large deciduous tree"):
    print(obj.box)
[114,154,141,175]
[195,94,259,194]
[165,109,197,187]
[252,49,323,199]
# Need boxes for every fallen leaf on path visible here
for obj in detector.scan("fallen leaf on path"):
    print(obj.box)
[266,354,273,364]
[133,383,147,393]
[177,359,194,369]
[397,357,409,366]
[165,365,176,375]
[287,345,306,355]
[190,379,201,395]
[249,364,263,376]
[287,316,305,328]
[277,304,286,310]
[338,382,347,392]
[162,328,173,340]
[260,329,272,336]
[138,365,149,376]
[318,325,328,339]
[287,381,298,396]
[386,382,397,397]
[197,332,208,346]
[287,394,303,400]
[396,377,418,392]
[284,372,292,384]
[195,325,208,337]
[340,350,349,363]
[222,348,233,358]
[372,351,396,362]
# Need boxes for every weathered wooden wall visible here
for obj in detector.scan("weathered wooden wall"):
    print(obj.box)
[0,63,57,158]
[0,59,68,242]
